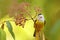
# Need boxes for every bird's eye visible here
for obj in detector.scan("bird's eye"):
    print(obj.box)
[40,16,42,18]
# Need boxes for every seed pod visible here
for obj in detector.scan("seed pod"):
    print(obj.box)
[15,14,27,28]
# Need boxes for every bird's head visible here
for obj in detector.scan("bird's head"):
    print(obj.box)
[37,14,45,22]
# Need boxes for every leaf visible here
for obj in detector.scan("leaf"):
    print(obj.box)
[6,21,15,40]
[10,31,15,40]
[6,21,12,31]
[0,28,6,40]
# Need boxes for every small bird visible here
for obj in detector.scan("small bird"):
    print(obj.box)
[33,13,46,40]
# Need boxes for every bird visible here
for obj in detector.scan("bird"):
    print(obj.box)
[33,13,46,40]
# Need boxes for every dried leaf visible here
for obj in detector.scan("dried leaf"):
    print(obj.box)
[1,24,4,30]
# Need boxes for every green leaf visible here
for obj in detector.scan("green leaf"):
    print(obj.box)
[6,21,12,31]
[0,28,6,40]
[6,21,15,40]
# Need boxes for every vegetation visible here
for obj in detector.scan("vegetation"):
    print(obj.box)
[0,0,60,40]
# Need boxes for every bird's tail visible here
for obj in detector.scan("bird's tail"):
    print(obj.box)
[33,30,36,37]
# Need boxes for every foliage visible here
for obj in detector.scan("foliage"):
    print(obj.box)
[0,28,6,40]
[0,0,60,40]
[6,21,15,40]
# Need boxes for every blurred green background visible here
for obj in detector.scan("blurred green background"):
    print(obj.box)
[0,0,60,40]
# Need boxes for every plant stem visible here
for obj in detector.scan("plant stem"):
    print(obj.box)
[35,32,40,40]
[35,32,45,40]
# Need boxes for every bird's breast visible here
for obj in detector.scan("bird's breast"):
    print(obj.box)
[34,20,44,32]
